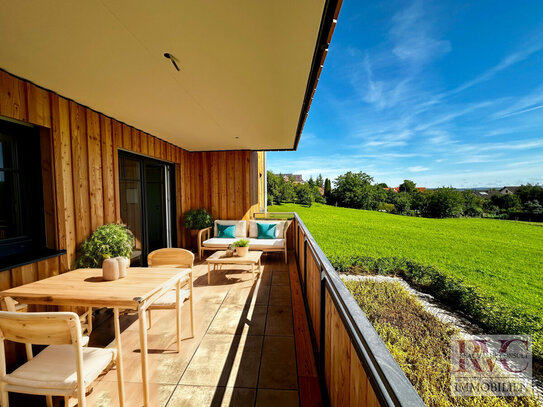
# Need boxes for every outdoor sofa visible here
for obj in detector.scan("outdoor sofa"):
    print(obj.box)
[198,219,290,263]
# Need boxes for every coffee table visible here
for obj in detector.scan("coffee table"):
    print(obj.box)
[206,250,263,284]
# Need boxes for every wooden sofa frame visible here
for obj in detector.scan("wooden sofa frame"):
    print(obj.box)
[198,220,291,263]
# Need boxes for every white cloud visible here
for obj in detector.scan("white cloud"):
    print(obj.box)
[407,166,429,172]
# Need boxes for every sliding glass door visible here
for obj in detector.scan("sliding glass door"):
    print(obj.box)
[119,152,175,265]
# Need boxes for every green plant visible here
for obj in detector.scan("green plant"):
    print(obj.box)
[74,224,134,268]
[346,280,540,407]
[184,208,213,230]
[232,239,249,247]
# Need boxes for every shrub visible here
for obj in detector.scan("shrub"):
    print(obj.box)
[75,224,134,268]
[184,208,213,230]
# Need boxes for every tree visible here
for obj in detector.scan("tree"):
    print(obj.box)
[333,171,374,209]
[462,190,483,217]
[279,178,296,203]
[393,192,411,214]
[490,194,521,214]
[421,187,464,218]
[266,171,282,205]
[295,183,313,207]
[399,179,417,194]
[316,174,324,188]
[324,178,332,203]
[516,184,543,207]
[307,176,315,188]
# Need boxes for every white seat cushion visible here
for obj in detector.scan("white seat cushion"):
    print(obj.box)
[214,220,247,238]
[249,220,285,238]
[5,345,116,391]
[150,288,190,307]
[202,238,237,248]
[248,238,285,250]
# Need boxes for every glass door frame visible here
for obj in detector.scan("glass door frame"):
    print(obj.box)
[118,151,177,266]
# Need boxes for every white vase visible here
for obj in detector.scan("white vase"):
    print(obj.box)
[115,257,130,278]
[236,246,249,257]
[102,258,119,281]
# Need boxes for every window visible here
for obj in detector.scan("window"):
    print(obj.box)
[0,118,47,263]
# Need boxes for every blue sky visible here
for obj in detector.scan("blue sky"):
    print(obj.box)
[268,0,543,188]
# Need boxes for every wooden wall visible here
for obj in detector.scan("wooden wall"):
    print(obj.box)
[0,69,263,284]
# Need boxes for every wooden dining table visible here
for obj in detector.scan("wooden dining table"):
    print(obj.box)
[0,267,191,407]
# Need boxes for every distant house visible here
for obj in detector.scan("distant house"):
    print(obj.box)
[500,186,521,195]
[280,173,304,183]
[473,189,500,198]
[384,187,426,193]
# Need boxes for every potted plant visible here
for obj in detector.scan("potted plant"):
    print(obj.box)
[232,239,250,257]
[74,224,134,269]
[184,208,213,249]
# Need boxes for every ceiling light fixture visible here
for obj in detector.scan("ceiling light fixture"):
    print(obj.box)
[163,53,180,71]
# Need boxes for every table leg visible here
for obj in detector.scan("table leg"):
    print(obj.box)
[189,270,195,338]
[138,304,150,407]
[208,262,211,285]
[176,280,181,352]
[113,308,125,407]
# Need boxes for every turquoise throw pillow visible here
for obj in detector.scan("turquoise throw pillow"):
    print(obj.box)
[257,223,276,239]
[217,224,236,238]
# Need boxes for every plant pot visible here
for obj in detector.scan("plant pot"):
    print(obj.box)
[189,229,199,251]
[103,258,119,281]
[236,246,249,257]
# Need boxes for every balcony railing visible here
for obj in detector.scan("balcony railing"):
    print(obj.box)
[255,212,424,407]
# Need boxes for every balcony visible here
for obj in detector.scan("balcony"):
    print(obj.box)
[5,215,422,406]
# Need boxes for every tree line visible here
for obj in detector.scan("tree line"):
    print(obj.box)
[267,170,543,219]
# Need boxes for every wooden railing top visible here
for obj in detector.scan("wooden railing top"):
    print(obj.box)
[255,211,424,407]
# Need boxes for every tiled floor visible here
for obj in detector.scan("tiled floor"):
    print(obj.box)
[8,253,309,406]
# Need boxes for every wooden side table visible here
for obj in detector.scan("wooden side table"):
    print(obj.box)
[206,250,263,284]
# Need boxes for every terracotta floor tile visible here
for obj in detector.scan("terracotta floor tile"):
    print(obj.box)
[269,284,292,305]
[258,336,298,390]
[272,271,290,286]
[180,334,263,388]
[208,304,268,336]
[168,385,256,407]
[255,389,299,407]
[265,305,293,336]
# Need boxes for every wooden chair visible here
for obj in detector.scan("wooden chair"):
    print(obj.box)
[0,310,123,407]
[147,249,195,348]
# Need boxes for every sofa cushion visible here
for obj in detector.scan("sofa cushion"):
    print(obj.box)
[214,220,247,238]
[203,238,236,248]
[248,238,285,250]
[249,220,284,238]
[5,345,116,390]
[217,224,236,238]
[257,223,276,239]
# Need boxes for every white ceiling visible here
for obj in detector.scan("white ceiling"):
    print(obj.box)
[0,0,325,151]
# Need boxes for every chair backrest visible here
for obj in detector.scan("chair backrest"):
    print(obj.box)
[148,248,194,268]
[0,311,82,346]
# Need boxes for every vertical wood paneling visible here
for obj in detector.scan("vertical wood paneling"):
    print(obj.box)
[86,110,104,232]
[307,252,321,350]
[122,124,132,150]
[140,131,149,155]
[69,102,91,246]
[0,71,27,121]
[50,96,76,271]
[26,83,51,127]
[100,116,116,224]
[111,121,122,222]
[148,135,155,157]
[131,128,141,153]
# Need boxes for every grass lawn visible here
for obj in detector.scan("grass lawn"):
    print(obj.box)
[269,203,543,318]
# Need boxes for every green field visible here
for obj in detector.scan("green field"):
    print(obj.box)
[269,203,543,317]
